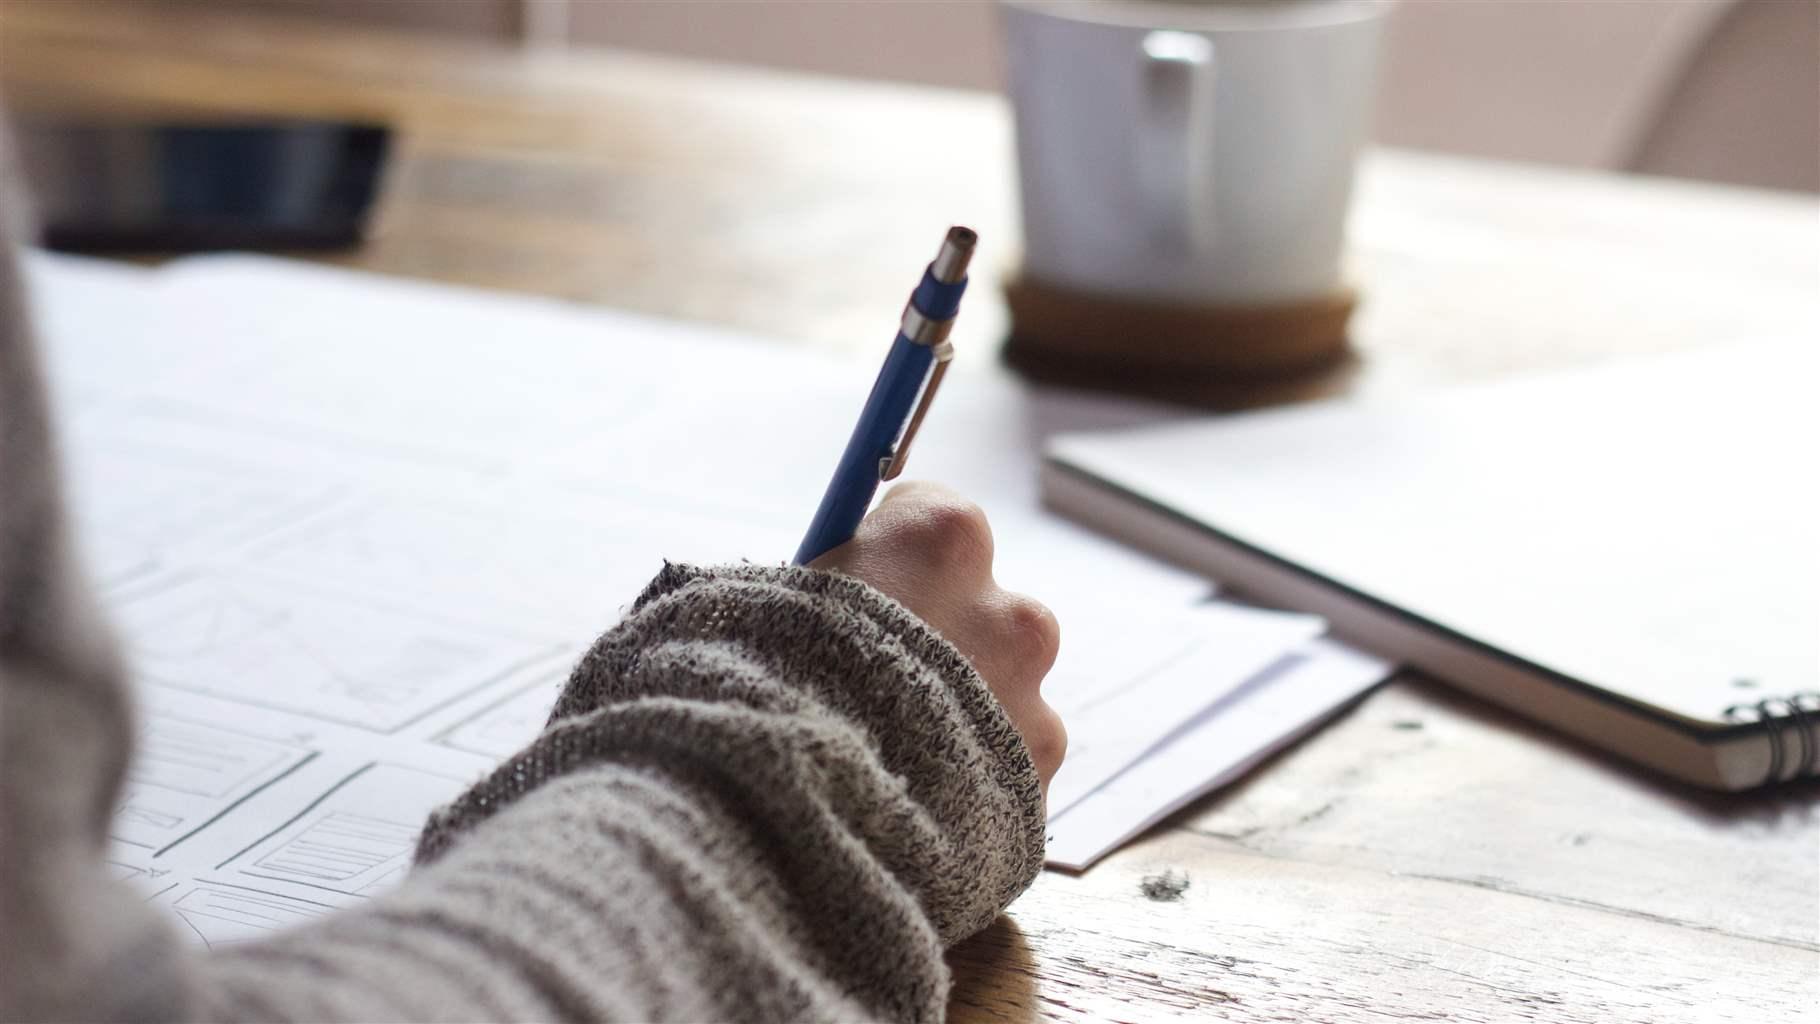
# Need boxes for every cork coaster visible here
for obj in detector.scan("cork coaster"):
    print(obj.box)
[1002,274,1359,407]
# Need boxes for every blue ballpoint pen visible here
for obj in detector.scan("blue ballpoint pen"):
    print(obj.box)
[793,226,976,564]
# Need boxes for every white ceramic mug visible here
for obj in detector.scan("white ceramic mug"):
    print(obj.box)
[1001,0,1388,305]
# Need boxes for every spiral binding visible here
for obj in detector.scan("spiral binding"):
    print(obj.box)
[1723,691,1820,786]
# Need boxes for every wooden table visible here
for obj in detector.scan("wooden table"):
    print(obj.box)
[5,4,1817,1021]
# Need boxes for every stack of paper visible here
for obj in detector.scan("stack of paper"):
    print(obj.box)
[1045,636,1388,868]
[27,252,1392,942]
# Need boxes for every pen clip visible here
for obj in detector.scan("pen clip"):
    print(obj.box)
[879,340,954,481]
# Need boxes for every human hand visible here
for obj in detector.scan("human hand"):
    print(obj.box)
[811,481,1066,798]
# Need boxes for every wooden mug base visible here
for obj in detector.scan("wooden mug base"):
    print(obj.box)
[1002,274,1360,408]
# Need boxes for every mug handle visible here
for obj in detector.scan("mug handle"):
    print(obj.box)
[1137,30,1214,255]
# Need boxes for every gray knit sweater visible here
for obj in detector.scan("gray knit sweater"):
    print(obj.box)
[0,213,1046,1018]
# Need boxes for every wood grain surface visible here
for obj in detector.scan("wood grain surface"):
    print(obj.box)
[4,4,1816,1021]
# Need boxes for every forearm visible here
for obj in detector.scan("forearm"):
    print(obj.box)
[200,762,882,1021]
[196,564,1045,1022]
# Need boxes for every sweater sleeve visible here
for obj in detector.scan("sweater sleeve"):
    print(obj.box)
[199,563,1047,1023]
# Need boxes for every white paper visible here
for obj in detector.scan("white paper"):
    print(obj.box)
[1043,601,1324,816]
[1046,637,1394,870]
[21,252,1378,925]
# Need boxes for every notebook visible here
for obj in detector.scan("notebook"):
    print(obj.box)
[1043,340,1818,791]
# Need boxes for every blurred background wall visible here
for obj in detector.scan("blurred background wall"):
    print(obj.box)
[166,0,1819,193]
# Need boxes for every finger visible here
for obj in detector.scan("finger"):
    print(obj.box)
[996,589,1062,681]
[861,487,994,584]
[877,478,962,508]
[1031,702,1067,794]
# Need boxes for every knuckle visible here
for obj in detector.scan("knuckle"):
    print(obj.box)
[906,498,994,572]
[1003,595,1062,671]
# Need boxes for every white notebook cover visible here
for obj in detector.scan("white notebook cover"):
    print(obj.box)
[1044,341,1818,790]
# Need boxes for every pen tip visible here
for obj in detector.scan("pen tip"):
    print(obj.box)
[933,226,977,283]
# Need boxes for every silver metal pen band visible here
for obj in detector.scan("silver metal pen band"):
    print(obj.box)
[900,303,955,347]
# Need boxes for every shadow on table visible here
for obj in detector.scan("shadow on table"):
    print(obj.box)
[1134,669,1817,854]
[1388,671,1820,823]
[946,915,1038,1023]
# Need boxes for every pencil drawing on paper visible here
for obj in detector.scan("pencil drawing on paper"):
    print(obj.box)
[252,813,421,890]
[223,763,468,900]
[64,436,340,587]
[111,714,312,851]
[114,573,553,732]
[169,883,333,949]
[438,672,566,759]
